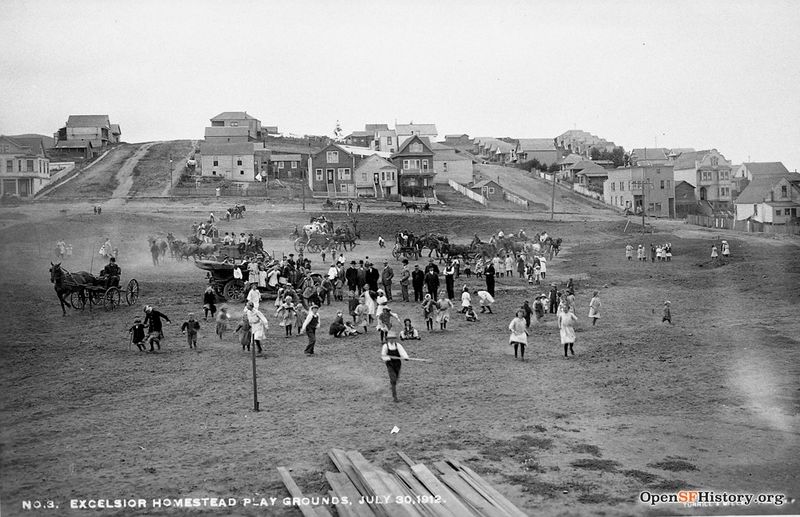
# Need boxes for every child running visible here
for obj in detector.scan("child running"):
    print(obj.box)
[508,309,529,360]
[181,313,201,350]
[422,294,436,331]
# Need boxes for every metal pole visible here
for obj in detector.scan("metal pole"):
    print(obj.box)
[251,333,259,411]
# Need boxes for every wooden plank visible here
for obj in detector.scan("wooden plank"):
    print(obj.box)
[394,470,455,517]
[346,450,419,517]
[325,472,377,517]
[397,451,416,467]
[446,460,527,517]
[410,464,477,517]
[439,473,505,517]
[315,505,334,517]
[330,490,357,517]
[329,449,371,499]
[276,467,320,517]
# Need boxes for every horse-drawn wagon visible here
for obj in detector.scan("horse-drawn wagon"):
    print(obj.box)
[194,260,323,302]
[50,262,139,314]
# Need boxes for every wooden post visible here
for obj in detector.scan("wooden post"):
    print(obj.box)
[550,170,556,220]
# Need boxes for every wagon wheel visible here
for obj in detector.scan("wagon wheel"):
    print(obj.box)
[88,287,103,306]
[103,287,121,311]
[223,279,246,302]
[294,238,306,252]
[126,279,139,305]
[391,245,401,260]
[70,289,86,310]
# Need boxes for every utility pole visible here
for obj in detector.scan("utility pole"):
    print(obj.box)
[301,166,306,211]
[633,168,654,232]
[251,334,259,411]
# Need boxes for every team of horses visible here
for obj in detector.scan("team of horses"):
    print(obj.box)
[400,201,431,213]
[392,231,562,261]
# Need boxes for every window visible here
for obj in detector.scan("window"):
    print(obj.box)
[648,203,655,212]
[291,161,298,169]
[337,168,351,180]
[237,159,243,166]
[711,157,719,166]
[753,204,758,215]
[781,186,788,197]
[212,171,216,176]
[666,180,671,189]
[326,151,338,163]
[362,172,367,181]
[654,203,662,212]
[656,168,661,174]
[410,143,423,152]
[443,162,448,171]
[230,121,239,126]
[381,172,386,181]
[786,209,792,216]
[213,160,219,166]
[488,187,495,194]
[610,182,615,191]
[240,170,245,175]
[387,136,392,145]
[340,184,348,192]
[422,160,429,170]
[278,161,284,169]
[775,209,781,216]
[6,160,12,171]
[315,168,323,181]
[660,180,665,189]
[720,170,729,179]
[402,159,409,169]
[620,182,624,191]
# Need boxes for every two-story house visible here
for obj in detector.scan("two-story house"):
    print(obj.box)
[516,138,559,167]
[309,144,392,197]
[208,111,262,140]
[54,115,119,156]
[431,143,473,185]
[731,162,790,199]
[391,136,436,198]
[353,154,399,198]
[199,141,262,181]
[734,173,800,226]
[629,148,670,166]
[395,124,437,148]
[371,129,397,153]
[0,135,51,197]
[344,131,374,148]
[672,149,733,212]
[604,164,676,218]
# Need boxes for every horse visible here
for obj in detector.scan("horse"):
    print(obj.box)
[418,233,448,258]
[49,262,96,316]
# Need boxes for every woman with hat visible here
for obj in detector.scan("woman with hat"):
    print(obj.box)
[381,330,409,402]
[276,295,297,337]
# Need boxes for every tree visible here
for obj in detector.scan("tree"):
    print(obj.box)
[333,120,342,141]
[548,163,560,173]
[590,147,602,161]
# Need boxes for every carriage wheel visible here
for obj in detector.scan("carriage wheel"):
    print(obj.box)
[88,288,103,306]
[294,238,306,252]
[126,279,140,305]
[223,279,246,302]
[70,289,86,310]
[103,287,121,311]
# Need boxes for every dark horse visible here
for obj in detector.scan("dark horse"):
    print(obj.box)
[49,262,95,316]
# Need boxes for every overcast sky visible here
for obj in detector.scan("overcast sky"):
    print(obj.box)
[1,0,798,170]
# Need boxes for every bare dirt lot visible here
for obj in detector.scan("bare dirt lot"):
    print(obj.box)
[0,200,798,516]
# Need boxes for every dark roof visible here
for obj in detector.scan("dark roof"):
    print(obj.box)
[673,150,710,170]
[269,154,301,161]
[735,174,800,204]
[54,139,93,149]
[3,136,46,156]
[200,142,255,155]
[110,124,121,135]
[569,160,597,172]
[365,124,389,131]
[211,111,257,121]
[393,135,433,156]
[575,163,608,177]
[9,134,56,148]
[347,131,372,137]
[204,127,250,138]
[66,115,110,128]
[743,162,790,177]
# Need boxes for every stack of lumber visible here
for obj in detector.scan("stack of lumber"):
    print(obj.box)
[277,449,527,517]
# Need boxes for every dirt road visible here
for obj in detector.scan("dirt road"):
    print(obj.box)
[106,142,156,207]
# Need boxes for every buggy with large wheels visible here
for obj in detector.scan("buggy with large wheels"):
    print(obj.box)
[70,276,139,312]
[391,243,419,261]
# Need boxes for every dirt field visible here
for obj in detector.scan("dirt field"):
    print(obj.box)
[0,200,798,517]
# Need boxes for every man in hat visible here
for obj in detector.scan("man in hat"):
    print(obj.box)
[424,265,440,301]
[424,258,440,275]
[365,262,380,292]
[411,264,425,302]
[399,259,411,302]
[99,256,121,288]
[143,305,171,352]
[356,260,367,294]
[381,260,394,301]
[345,260,359,294]
[381,330,409,402]
[300,304,321,355]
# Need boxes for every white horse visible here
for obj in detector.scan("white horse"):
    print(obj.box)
[303,222,327,238]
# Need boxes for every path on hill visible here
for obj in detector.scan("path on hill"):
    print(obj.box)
[105,142,156,207]
[475,164,617,216]
[161,140,197,197]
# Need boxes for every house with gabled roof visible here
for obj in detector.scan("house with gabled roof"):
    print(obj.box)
[629,148,670,166]
[731,162,790,198]
[516,138,559,167]
[431,143,473,185]
[395,123,437,148]
[0,135,51,197]
[199,141,262,181]
[734,173,800,225]
[391,135,436,198]
[354,154,399,198]
[54,115,119,155]
[344,131,373,148]
[470,179,504,201]
[672,149,733,212]
[309,143,391,197]
[574,163,609,189]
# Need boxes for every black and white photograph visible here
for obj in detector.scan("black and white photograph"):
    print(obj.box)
[1,0,798,515]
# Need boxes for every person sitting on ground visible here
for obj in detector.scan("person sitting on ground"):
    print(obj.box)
[100,257,121,288]
[399,318,421,340]
[329,311,348,337]
[464,305,478,322]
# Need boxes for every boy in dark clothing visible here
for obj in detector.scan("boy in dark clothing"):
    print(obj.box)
[128,318,147,351]
[181,313,201,349]
[662,301,672,324]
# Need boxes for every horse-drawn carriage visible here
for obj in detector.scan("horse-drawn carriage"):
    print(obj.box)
[50,262,139,314]
[293,215,359,253]
[195,260,322,302]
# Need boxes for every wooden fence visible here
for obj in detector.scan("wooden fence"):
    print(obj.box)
[572,183,602,200]
[448,180,487,205]
[503,191,529,208]
[686,214,734,229]
[733,218,800,235]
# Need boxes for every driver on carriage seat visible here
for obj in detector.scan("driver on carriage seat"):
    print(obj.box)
[100,257,121,288]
